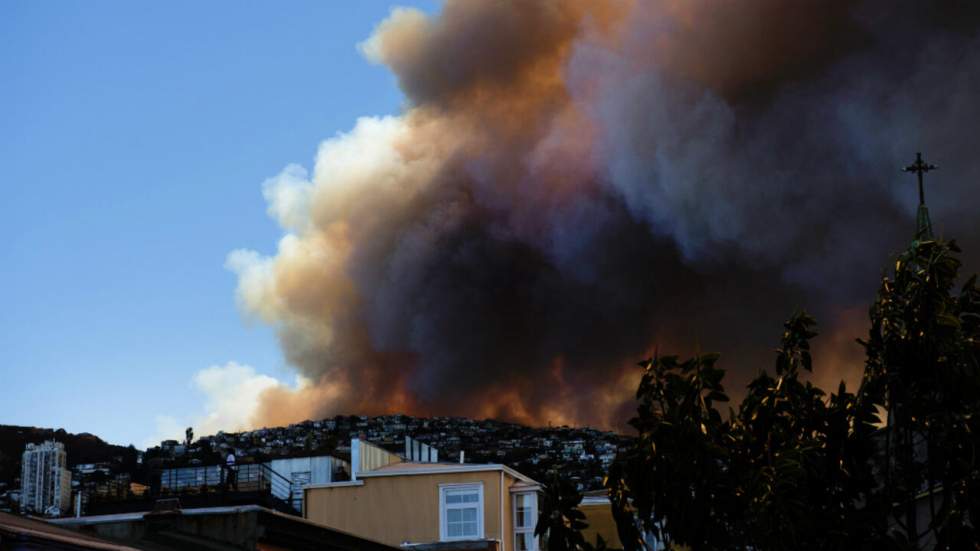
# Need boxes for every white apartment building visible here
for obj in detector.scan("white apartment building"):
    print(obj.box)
[20,440,71,516]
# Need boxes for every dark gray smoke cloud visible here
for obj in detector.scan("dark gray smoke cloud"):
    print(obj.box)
[228,0,980,430]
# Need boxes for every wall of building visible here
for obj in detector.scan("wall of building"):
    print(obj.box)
[268,456,336,485]
[503,483,514,550]
[305,470,524,549]
[56,467,71,514]
[53,507,401,551]
[580,502,623,549]
[20,441,71,515]
[268,456,345,504]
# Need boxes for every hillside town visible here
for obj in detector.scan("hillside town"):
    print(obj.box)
[0,416,635,549]
[150,415,629,490]
[0,415,629,517]
[7,0,980,549]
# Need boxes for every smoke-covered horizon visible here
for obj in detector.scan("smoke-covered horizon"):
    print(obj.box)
[226,0,980,431]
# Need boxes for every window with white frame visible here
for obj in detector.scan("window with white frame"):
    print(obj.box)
[440,483,484,541]
[514,492,538,550]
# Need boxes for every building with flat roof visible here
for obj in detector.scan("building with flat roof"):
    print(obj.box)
[303,437,624,551]
[20,440,72,516]
[0,511,140,550]
[50,503,399,551]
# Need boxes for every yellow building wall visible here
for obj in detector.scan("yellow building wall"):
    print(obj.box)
[503,487,513,550]
[581,503,623,549]
[306,470,524,549]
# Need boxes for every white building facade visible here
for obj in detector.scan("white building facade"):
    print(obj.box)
[20,440,71,516]
[268,455,348,510]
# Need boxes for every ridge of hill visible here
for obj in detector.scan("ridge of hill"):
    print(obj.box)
[0,415,633,492]
[0,425,137,487]
[146,414,633,491]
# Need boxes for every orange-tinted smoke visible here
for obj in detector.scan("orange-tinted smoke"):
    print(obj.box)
[228,0,980,433]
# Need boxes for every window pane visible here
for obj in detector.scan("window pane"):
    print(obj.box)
[516,532,534,550]
[515,493,534,529]
[443,486,481,540]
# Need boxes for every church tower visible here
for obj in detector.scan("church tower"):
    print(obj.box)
[903,152,937,242]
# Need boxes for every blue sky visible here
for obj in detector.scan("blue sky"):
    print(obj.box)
[0,1,437,447]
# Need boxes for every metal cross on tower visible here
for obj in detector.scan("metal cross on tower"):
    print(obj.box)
[903,152,937,241]
[903,152,937,206]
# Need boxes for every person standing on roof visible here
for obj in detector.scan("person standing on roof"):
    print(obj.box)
[225,451,238,490]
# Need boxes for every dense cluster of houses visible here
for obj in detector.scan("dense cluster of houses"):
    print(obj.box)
[8,433,637,550]
[1,416,639,549]
[150,415,629,492]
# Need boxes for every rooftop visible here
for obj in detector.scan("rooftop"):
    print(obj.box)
[50,504,401,551]
[0,511,138,550]
[361,461,539,485]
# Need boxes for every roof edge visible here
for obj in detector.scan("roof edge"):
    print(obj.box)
[356,463,539,485]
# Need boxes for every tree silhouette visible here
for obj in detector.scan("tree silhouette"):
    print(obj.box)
[858,238,980,549]
[606,236,980,550]
[537,471,609,551]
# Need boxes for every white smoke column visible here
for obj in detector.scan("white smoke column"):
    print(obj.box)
[227,113,456,424]
[144,362,297,445]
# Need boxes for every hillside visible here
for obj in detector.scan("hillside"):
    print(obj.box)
[146,415,633,491]
[0,425,137,486]
[1,416,631,492]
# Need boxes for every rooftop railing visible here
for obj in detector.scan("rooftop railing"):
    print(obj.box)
[85,462,300,515]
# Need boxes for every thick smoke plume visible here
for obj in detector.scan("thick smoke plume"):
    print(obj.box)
[228,0,980,430]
